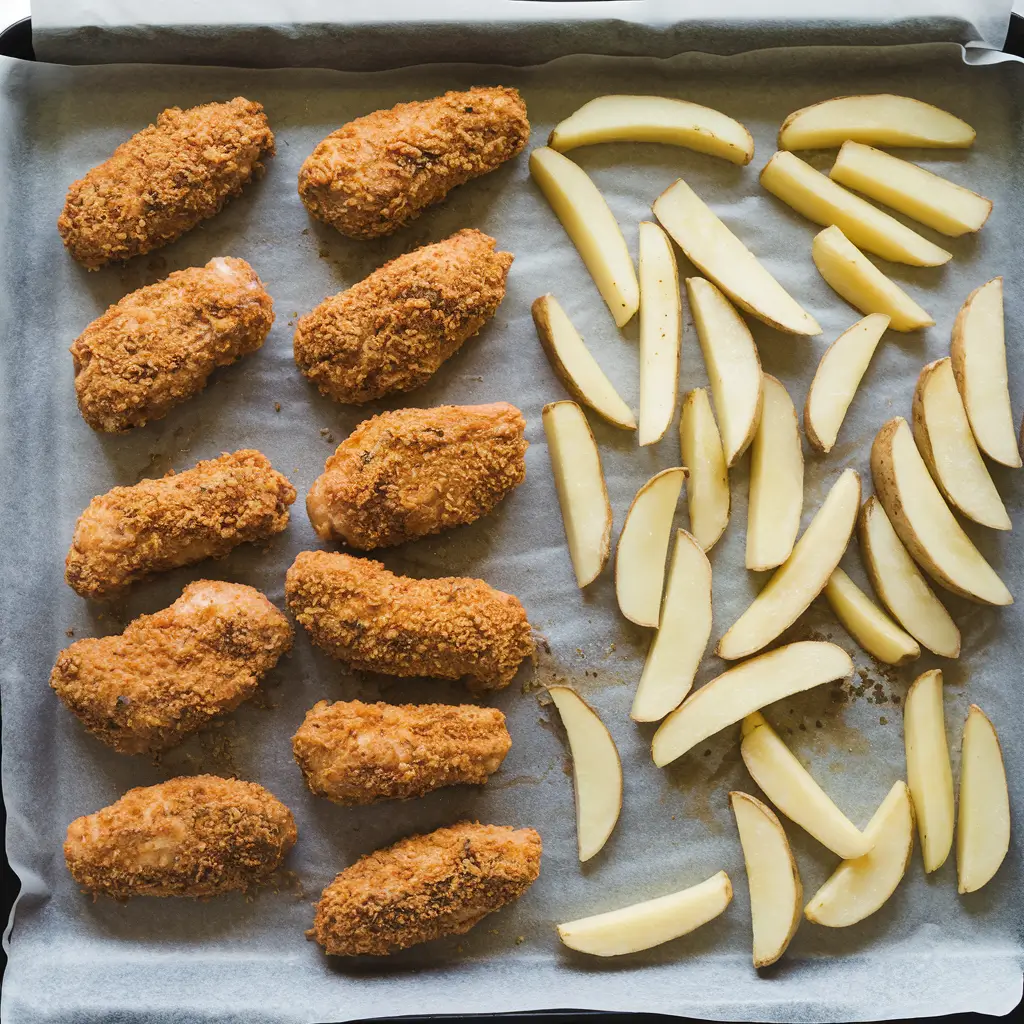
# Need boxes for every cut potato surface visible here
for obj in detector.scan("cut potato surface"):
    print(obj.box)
[679,389,730,551]
[825,568,920,665]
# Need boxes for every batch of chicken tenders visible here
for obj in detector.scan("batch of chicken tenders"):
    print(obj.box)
[52,83,1013,965]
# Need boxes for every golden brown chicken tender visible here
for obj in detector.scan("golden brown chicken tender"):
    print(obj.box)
[298,87,529,240]
[58,98,275,269]
[305,402,526,549]
[65,450,296,599]
[72,257,274,432]
[285,551,534,691]
[293,229,512,404]
[292,699,511,805]
[312,821,541,955]
[51,580,293,754]
[64,775,297,899]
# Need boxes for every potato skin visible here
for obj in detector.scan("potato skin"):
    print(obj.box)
[298,87,529,240]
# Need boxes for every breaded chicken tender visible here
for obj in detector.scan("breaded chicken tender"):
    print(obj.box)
[72,257,274,432]
[285,551,534,691]
[298,87,529,240]
[306,403,526,549]
[312,821,541,955]
[65,775,296,899]
[51,581,293,754]
[292,699,511,805]
[65,450,296,598]
[58,98,274,268]
[293,229,512,404]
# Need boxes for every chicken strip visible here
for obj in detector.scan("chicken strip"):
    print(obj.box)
[292,699,511,805]
[58,97,275,269]
[65,450,296,598]
[51,580,293,754]
[312,821,541,955]
[72,257,274,432]
[293,229,512,404]
[306,403,526,549]
[298,86,529,240]
[65,775,296,899]
[285,551,534,691]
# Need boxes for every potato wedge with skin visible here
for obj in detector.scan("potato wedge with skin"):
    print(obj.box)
[557,870,732,956]
[530,147,639,328]
[549,95,754,166]
[871,417,1012,605]
[778,95,975,151]
[543,401,613,588]
[719,469,860,661]
[679,389,729,551]
[957,705,1010,894]
[804,314,890,454]
[858,497,961,659]
[653,178,821,336]
[533,296,635,430]
[549,686,622,863]
[632,530,712,723]
[812,226,934,333]
[747,374,804,571]
[652,641,853,768]
[615,467,686,627]
[830,142,991,237]
[730,791,802,968]
[761,151,950,267]
[912,359,1011,531]
[824,568,920,666]
[804,781,915,928]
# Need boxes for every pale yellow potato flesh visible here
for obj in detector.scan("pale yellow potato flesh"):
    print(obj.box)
[679,388,730,551]
[824,567,920,666]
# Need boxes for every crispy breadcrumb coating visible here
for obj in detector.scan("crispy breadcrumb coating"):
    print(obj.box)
[64,775,297,899]
[298,87,529,240]
[285,551,534,691]
[293,229,512,403]
[72,257,274,432]
[65,450,296,599]
[292,699,511,805]
[51,581,293,754]
[305,403,526,549]
[312,821,541,955]
[58,98,274,269]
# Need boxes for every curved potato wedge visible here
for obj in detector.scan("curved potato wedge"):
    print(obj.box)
[824,568,920,666]
[679,389,730,551]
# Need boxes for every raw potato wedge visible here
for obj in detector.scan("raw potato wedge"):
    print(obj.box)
[912,358,1011,531]
[679,389,730,551]
[804,314,890,454]
[686,277,764,466]
[638,221,682,446]
[778,94,975,151]
[652,641,854,768]
[858,497,961,658]
[871,417,1012,605]
[957,705,1010,894]
[804,781,915,928]
[951,278,1021,468]
[824,568,920,666]
[730,791,802,968]
[904,669,954,873]
[632,529,713,723]
[812,226,934,332]
[741,712,872,860]
[747,374,804,571]
[653,178,821,336]
[718,469,860,661]
[549,95,754,166]
[530,147,639,327]
[533,296,636,430]
[543,401,613,588]
[830,142,991,237]
[761,151,951,267]
[557,871,733,956]
[549,686,622,862]
[615,467,687,627]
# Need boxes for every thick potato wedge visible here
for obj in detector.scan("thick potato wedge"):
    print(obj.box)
[824,567,920,666]
[679,389,730,552]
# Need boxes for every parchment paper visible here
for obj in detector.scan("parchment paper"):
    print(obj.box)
[2,41,1023,1024]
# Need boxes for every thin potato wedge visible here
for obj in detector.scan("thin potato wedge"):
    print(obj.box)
[679,388,730,552]
[824,567,920,666]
